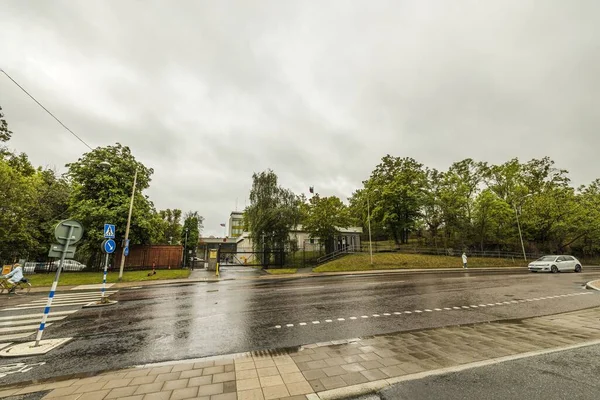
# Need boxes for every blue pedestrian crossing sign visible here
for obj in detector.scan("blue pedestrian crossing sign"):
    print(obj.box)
[103,239,116,254]
[104,224,115,239]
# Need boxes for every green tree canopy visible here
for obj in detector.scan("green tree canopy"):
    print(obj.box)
[0,106,12,142]
[303,194,353,253]
[244,170,302,252]
[66,143,158,265]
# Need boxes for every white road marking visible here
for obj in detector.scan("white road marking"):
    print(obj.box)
[312,321,320,324]
[0,332,35,342]
[0,324,51,334]
[272,291,594,328]
[0,316,65,328]
[275,325,281,329]
[0,311,76,321]
[286,324,294,327]
[276,286,325,291]
[299,323,307,326]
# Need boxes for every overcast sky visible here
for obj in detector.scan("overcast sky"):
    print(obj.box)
[2,0,599,236]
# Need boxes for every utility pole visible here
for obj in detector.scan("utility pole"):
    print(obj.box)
[183,228,189,268]
[367,194,373,265]
[119,165,138,280]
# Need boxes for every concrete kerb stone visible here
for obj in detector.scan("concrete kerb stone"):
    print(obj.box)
[585,279,600,291]
[82,300,118,308]
[0,338,72,357]
[315,338,600,400]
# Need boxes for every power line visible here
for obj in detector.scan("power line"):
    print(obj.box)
[0,68,93,150]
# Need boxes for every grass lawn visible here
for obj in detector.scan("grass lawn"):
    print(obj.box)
[265,268,298,275]
[26,269,191,287]
[313,253,528,273]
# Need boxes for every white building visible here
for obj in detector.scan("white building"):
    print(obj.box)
[236,224,362,253]
[228,211,244,238]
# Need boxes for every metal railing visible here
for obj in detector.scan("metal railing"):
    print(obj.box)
[316,245,358,264]
[356,244,541,260]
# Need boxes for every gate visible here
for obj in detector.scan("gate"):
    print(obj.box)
[222,250,285,268]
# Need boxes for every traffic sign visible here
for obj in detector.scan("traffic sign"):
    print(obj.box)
[104,224,115,239]
[48,243,77,258]
[54,220,84,245]
[102,239,116,254]
[124,247,130,256]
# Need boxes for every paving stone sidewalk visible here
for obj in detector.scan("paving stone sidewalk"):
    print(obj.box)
[2,307,600,400]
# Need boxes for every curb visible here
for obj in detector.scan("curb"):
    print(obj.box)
[316,338,600,399]
[585,280,600,291]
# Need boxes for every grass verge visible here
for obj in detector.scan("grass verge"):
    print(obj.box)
[26,269,191,287]
[265,268,298,275]
[313,253,528,273]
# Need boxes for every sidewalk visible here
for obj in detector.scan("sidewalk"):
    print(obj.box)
[2,307,600,400]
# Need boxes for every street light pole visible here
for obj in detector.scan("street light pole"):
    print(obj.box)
[367,194,373,265]
[119,165,138,280]
[183,228,189,269]
[514,204,527,261]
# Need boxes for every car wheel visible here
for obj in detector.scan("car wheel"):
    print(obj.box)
[575,264,582,273]
[551,265,558,273]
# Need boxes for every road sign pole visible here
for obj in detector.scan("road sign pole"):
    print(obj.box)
[35,224,73,347]
[101,253,109,303]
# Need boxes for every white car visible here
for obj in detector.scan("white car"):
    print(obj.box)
[51,260,87,272]
[528,255,582,273]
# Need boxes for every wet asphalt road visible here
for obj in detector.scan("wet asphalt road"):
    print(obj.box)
[372,343,600,400]
[1,267,599,387]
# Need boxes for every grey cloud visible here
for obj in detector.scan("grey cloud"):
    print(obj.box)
[2,0,600,235]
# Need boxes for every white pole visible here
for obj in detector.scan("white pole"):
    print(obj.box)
[367,194,373,265]
[119,166,138,280]
[35,225,73,346]
[515,205,527,261]
[101,252,109,303]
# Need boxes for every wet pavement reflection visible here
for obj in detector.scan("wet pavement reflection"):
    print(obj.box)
[0,268,599,386]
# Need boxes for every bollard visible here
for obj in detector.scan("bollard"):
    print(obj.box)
[100,253,109,303]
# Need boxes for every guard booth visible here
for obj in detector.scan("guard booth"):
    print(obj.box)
[207,247,220,271]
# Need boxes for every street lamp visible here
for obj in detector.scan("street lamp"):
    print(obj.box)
[118,164,139,280]
[364,188,379,265]
[183,228,189,269]
[514,194,532,261]
[366,194,373,265]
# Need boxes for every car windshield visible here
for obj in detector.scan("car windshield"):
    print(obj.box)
[537,256,557,261]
